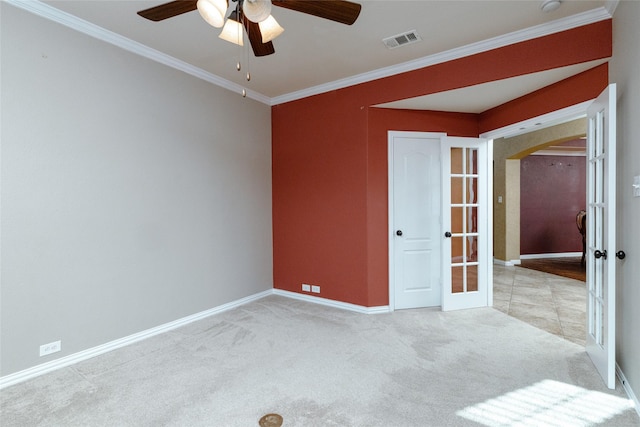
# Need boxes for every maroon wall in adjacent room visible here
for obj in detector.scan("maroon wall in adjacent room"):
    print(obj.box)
[520,155,586,255]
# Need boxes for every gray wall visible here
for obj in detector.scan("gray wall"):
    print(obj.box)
[610,0,640,403]
[1,4,273,376]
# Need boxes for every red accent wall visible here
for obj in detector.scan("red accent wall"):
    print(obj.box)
[272,21,611,307]
[272,91,369,305]
[479,64,609,134]
[364,109,478,305]
[520,155,586,255]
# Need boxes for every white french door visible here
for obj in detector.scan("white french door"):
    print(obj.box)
[389,133,491,312]
[586,83,617,389]
[441,136,490,311]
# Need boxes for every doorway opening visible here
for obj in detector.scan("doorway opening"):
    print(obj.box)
[483,104,589,345]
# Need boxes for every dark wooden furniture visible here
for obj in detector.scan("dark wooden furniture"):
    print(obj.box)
[576,210,587,266]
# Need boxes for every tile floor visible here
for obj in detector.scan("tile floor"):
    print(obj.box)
[493,263,587,346]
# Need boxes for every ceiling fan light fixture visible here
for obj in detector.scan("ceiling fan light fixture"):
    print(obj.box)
[197,0,228,28]
[259,15,284,43]
[243,0,272,23]
[219,10,244,46]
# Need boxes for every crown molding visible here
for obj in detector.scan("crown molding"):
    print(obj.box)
[5,0,271,105]
[605,0,619,16]
[271,6,613,106]
[8,0,612,108]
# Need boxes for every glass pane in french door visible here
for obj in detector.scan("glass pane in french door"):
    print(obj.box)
[588,110,606,347]
[449,147,480,295]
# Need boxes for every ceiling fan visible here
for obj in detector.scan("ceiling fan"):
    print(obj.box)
[137,0,362,57]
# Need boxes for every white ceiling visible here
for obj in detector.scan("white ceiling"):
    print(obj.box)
[24,0,611,110]
[375,59,607,113]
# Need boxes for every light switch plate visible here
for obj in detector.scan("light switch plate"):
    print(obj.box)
[633,175,640,198]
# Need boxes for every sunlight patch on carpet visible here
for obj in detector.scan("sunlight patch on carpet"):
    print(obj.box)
[457,379,634,426]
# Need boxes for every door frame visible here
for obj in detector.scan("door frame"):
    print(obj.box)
[388,131,446,311]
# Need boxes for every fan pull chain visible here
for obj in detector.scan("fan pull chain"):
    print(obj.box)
[242,7,251,96]
[245,13,251,83]
[236,2,251,98]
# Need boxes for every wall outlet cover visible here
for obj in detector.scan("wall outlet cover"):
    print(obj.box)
[40,340,61,357]
[302,284,311,292]
[311,285,320,293]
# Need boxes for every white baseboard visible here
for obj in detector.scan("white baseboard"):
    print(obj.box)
[495,253,582,266]
[616,363,640,417]
[493,258,521,266]
[520,252,582,259]
[272,289,390,314]
[3,286,634,417]
[0,290,272,390]
[0,289,390,389]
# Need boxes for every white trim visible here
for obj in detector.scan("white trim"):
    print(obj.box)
[481,101,593,140]
[605,0,620,16]
[487,139,494,305]
[616,363,640,417]
[520,252,583,259]
[0,290,272,389]
[5,0,271,105]
[270,8,612,105]
[0,288,388,389]
[272,289,390,314]
[493,258,521,267]
[530,150,586,157]
[8,0,612,107]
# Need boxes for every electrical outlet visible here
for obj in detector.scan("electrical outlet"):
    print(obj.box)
[302,283,311,292]
[40,340,61,357]
[633,175,640,198]
[311,285,320,294]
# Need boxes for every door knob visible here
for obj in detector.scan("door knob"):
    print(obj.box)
[444,231,452,238]
[396,230,403,236]
[594,249,607,260]
[616,250,626,260]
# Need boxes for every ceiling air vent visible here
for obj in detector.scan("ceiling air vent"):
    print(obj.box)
[382,30,422,49]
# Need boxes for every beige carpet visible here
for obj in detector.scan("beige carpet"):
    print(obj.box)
[1,295,637,426]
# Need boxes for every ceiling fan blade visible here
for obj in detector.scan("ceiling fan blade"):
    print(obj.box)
[272,0,361,25]
[242,16,276,57]
[137,0,198,22]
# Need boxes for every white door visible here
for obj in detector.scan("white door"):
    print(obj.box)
[441,136,490,311]
[586,83,617,389]
[389,132,444,310]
